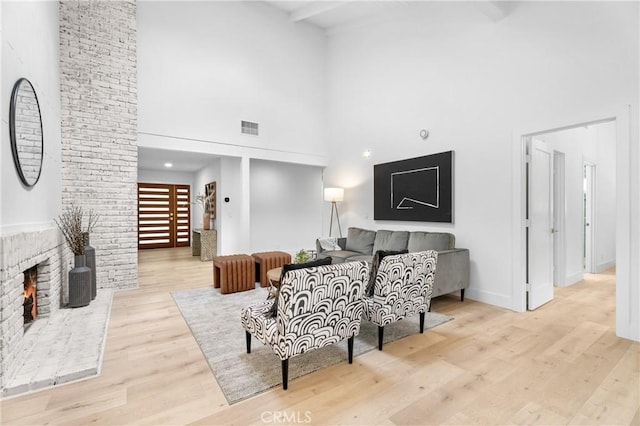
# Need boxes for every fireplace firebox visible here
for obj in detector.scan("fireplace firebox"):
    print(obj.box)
[23,266,37,327]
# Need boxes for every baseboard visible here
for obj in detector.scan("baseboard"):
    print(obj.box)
[561,271,584,287]
[464,288,514,311]
[596,260,616,273]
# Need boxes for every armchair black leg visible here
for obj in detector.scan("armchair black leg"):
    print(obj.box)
[419,312,425,334]
[461,289,465,302]
[245,331,252,353]
[377,326,384,350]
[348,336,354,363]
[282,359,289,390]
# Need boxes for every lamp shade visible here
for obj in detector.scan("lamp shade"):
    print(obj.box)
[324,187,344,202]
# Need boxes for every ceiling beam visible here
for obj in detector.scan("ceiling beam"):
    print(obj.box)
[290,1,349,23]
[474,1,510,22]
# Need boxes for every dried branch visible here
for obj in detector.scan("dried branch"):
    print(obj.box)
[55,205,85,255]
[85,209,99,233]
[55,205,100,256]
[195,193,207,213]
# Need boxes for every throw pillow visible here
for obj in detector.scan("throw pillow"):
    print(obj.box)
[407,231,454,252]
[266,257,332,318]
[366,249,408,297]
[318,237,342,251]
[372,230,410,253]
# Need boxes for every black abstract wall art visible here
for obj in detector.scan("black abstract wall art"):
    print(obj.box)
[373,151,453,223]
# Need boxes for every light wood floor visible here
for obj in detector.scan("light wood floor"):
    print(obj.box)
[1,248,638,425]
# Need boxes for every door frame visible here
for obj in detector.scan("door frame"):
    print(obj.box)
[511,107,638,341]
[553,150,566,287]
[583,160,597,273]
[137,183,191,249]
[511,108,631,324]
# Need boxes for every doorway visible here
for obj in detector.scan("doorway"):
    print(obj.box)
[513,107,636,340]
[523,119,617,310]
[138,183,191,249]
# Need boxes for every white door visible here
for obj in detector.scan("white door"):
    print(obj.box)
[583,162,596,272]
[528,138,554,309]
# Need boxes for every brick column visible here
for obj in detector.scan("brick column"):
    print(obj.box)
[59,0,138,290]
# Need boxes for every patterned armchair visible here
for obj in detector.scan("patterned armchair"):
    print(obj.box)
[362,251,438,350]
[241,261,369,389]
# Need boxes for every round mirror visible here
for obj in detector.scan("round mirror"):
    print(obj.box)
[10,78,43,187]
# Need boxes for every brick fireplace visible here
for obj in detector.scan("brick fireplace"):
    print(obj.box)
[0,228,70,391]
[0,0,138,397]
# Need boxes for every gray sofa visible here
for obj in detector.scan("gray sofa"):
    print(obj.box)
[316,227,470,300]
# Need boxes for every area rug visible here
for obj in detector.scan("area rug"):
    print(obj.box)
[172,286,453,404]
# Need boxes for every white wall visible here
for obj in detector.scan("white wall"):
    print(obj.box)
[250,160,323,254]
[539,121,617,284]
[137,1,328,161]
[137,1,330,257]
[194,160,221,231]
[138,169,194,187]
[593,123,618,272]
[1,1,60,234]
[219,157,243,254]
[325,1,638,315]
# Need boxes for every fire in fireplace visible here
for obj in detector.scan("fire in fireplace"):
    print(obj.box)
[23,266,37,326]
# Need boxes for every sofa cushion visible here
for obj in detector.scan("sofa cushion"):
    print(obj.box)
[408,232,455,252]
[347,254,374,263]
[366,249,408,296]
[267,257,332,317]
[372,230,409,253]
[345,227,376,255]
[317,250,362,263]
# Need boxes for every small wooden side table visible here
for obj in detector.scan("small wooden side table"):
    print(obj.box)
[267,267,282,287]
[192,229,217,261]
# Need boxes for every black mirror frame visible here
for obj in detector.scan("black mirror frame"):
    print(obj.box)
[9,77,44,188]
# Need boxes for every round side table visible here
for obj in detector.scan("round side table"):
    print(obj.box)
[267,267,282,287]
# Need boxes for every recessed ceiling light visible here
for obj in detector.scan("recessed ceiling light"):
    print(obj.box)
[164,162,173,168]
[363,150,371,159]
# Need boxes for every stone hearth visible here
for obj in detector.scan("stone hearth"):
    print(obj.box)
[2,289,113,398]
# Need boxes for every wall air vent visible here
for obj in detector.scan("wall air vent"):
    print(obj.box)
[241,120,259,136]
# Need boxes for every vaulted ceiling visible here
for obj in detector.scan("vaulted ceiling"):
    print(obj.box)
[265,1,512,34]
[138,1,514,172]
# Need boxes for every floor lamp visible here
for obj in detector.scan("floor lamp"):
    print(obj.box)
[324,187,344,237]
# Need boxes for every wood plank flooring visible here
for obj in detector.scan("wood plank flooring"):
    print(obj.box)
[1,248,637,425]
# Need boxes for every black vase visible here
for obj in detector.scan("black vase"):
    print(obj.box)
[83,232,97,300]
[69,255,91,308]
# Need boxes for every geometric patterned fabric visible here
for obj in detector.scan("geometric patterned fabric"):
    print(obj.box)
[362,251,438,327]
[241,261,369,361]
